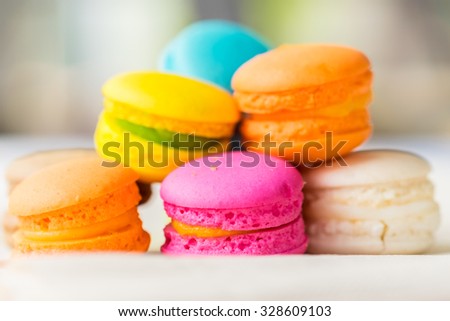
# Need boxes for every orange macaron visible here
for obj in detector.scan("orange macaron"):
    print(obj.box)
[232,44,373,165]
[3,149,152,247]
[3,149,97,246]
[9,156,150,253]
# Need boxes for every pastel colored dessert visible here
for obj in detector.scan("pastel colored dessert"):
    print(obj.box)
[160,151,308,255]
[95,72,240,182]
[159,20,270,92]
[5,149,97,192]
[3,149,98,246]
[2,213,18,248]
[9,157,150,253]
[302,150,440,254]
[5,149,152,204]
[232,44,373,165]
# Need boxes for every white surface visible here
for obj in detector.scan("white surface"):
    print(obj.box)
[0,135,450,300]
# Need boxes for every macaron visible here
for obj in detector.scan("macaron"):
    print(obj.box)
[159,20,271,92]
[160,151,308,255]
[95,72,240,182]
[232,44,373,165]
[302,150,440,254]
[9,156,150,253]
[3,149,100,246]
[5,149,97,192]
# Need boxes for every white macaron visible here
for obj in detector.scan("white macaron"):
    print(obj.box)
[302,150,440,254]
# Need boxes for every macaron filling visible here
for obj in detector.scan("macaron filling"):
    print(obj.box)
[115,118,224,151]
[20,208,141,242]
[242,108,370,140]
[104,99,236,138]
[247,92,372,120]
[172,219,246,238]
[171,216,301,238]
[15,222,150,252]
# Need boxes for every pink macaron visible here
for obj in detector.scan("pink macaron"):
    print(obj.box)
[160,151,308,255]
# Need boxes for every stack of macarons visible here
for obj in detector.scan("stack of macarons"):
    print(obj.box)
[2,19,440,257]
[9,156,150,253]
[151,20,439,255]
[95,20,271,183]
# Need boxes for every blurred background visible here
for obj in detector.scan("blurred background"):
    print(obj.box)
[0,0,449,136]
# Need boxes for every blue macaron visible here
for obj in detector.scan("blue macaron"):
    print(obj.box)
[158,20,271,92]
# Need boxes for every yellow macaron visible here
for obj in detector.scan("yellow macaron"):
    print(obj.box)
[95,72,240,182]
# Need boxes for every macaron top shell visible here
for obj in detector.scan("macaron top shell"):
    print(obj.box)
[102,72,239,124]
[302,150,431,189]
[159,20,271,92]
[9,157,139,217]
[232,44,371,92]
[161,151,303,209]
[6,149,96,185]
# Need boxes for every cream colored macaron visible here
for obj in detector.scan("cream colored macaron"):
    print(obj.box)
[6,149,96,192]
[302,150,440,254]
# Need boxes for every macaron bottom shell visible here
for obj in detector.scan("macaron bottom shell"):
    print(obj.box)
[243,128,371,166]
[307,229,435,255]
[14,222,150,253]
[161,216,308,255]
[240,92,372,165]
[305,199,439,255]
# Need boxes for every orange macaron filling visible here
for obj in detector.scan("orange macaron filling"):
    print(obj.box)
[171,219,292,238]
[14,183,150,252]
[242,97,371,141]
[172,220,246,238]
[15,221,150,252]
[21,208,141,242]
[239,91,372,164]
